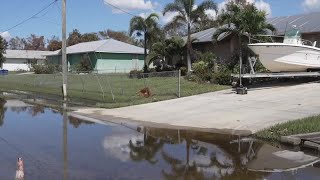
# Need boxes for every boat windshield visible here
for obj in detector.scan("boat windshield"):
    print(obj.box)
[283,28,302,45]
[285,29,301,39]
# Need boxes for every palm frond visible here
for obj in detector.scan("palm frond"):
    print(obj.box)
[197,0,217,13]
[163,15,187,33]
[163,3,184,16]
[129,16,145,36]
[212,26,236,43]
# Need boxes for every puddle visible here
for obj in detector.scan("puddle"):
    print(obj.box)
[0,99,319,179]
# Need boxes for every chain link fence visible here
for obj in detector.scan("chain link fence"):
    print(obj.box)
[0,71,181,105]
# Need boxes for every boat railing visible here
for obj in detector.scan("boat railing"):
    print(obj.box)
[250,35,317,47]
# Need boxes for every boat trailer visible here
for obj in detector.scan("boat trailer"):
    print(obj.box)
[231,57,320,89]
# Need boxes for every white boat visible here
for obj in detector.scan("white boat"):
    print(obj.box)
[248,28,320,72]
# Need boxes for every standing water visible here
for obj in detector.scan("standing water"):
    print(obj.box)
[0,99,319,179]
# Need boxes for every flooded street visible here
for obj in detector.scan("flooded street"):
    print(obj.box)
[0,99,319,179]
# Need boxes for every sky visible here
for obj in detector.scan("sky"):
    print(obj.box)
[1,0,320,41]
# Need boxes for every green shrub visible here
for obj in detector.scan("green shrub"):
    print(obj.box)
[211,70,232,85]
[179,67,187,76]
[192,61,212,82]
[32,64,56,74]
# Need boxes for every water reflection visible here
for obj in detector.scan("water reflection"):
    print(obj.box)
[0,99,319,179]
[0,98,6,126]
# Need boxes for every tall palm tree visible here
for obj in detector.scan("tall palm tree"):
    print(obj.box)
[129,13,161,72]
[163,0,218,73]
[212,2,275,87]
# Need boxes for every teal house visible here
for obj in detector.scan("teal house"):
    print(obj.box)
[46,39,145,73]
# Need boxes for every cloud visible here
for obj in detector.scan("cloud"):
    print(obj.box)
[104,0,157,13]
[0,31,11,41]
[303,0,320,11]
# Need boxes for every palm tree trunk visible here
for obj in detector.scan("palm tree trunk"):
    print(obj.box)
[144,34,148,72]
[239,35,243,87]
[187,22,192,73]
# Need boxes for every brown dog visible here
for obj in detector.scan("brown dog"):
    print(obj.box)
[138,87,152,98]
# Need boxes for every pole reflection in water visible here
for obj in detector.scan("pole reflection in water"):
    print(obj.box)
[63,102,68,180]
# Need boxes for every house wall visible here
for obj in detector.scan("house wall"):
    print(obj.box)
[192,35,239,63]
[47,52,144,73]
[3,58,45,71]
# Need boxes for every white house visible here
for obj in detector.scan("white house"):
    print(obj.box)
[3,50,52,71]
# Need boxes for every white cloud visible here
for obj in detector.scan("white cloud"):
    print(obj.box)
[303,0,320,11]
[0,31,11,41]
[254,0,272,17]
[104,0,157,13]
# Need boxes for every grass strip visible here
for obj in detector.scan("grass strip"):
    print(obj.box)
[255,115,320,142]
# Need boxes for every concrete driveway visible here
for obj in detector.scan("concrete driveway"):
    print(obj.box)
[71,82,320,135]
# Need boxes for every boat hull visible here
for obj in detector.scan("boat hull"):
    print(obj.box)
[248,43,320,72]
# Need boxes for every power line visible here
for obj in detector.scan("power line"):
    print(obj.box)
[1,0,59,32]
[104,1,137,17]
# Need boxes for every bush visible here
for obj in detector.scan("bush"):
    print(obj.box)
[192,61,212,82]
[211,70,232,85]
[179,67,187,76]
[32,64,57,74]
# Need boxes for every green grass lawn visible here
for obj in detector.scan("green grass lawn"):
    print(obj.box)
[255,115,320,142]
[0,73,229,108]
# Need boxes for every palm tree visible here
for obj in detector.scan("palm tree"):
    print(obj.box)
[147,36,185,66]
[129,13,161,72]
[212,2,275,87]
[163,0,218,73]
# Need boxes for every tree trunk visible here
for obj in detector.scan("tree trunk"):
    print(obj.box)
[239,35,243,87]
[187,22,192,73]
[144,34,148,72]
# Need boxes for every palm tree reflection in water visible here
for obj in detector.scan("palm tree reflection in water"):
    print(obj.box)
[128,128,268,179]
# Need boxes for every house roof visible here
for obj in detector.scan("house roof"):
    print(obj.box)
[268,12,320,35]
[183,26,232,44]
[4,50,52,59]
[188,12,320,44]
[47,39,145,56]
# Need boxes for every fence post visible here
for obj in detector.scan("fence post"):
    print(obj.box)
[178,70,181,98]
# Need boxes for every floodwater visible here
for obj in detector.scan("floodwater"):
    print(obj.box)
[0,99,320,180]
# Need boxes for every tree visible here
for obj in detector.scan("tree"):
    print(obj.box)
[80,33,99,43]
[24,34,46,50]
[8,36,26,50]
[67,29,82,46]
[129,13,161,72]
[163,0,217,73]
[212,1,275,86]
[147,36,185,66]
[0,36,6,68]
[98,29,142,46]
[47,36,62,51]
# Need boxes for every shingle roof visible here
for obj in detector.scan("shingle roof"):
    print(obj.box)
[4,50,52,59]
[47,39,145,56]
[268,12,320,35]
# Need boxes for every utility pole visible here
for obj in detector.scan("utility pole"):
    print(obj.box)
[62,0,67,98]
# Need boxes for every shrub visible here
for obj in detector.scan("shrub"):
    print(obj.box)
[179,67,187,76]
[32,64,56,74]
[192,61,212,82]
[211,70,232,85]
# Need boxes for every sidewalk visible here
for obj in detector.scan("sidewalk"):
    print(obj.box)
[71,82,320,135]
